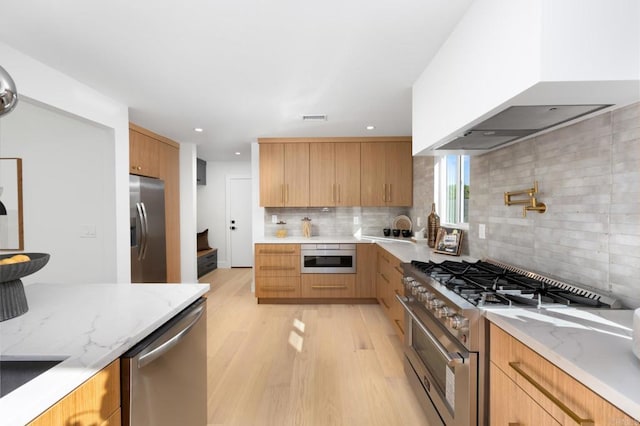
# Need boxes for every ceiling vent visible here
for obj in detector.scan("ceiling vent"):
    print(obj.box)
[301,114,327,121]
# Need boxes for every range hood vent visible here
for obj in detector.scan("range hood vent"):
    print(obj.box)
[437,104,611,151]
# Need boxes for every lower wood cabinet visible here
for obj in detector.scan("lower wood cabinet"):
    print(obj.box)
[301,274,356,298]
[376,246,405,337]
[28,360,120,426]
[254,243,378,302]
[255,244,301,301]
[490,323,636,425]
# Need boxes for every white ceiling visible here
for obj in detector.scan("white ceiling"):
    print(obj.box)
[0,0,472,161]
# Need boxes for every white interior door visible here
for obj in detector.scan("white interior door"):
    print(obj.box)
[228,177,253,267]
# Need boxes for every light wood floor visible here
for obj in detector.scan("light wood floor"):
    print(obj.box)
[199,268,431,426]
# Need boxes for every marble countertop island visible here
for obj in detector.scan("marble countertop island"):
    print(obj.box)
[485,307,640,421]
[0,282,209,426]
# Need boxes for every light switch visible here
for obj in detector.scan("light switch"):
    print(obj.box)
[80,224,97,238]
[271,215,278,224]
[353,216,360,225]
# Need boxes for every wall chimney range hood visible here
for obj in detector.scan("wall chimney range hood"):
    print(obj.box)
[437,104,611,151]
[411,0,639,156]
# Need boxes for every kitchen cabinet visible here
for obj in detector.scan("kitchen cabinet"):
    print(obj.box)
[196,158,206,185]
[129,123,181,283]
[309,142,361,206]
[489,323,636,425]
[259,143,309,207]
[28,360,120,426]
[361,141,412,206]
[130,129,160,178]
[301,274,356,298]
[255,244,301,300]
[356,243,376,298]
[376,246,405,336]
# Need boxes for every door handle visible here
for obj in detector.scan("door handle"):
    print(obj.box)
[139,202,149,260]
[137,304,205,369]
[135,202,146,261]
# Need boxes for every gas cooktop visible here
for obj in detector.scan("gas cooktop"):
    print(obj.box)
[407,259,620,309]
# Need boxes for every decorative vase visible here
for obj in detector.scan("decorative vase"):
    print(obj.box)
[302,217,312,238]
[427,203,440,248]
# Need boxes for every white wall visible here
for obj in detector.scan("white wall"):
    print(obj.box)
[180,143,198,283]
[0,100,116,284]
[0,42,130,283]
[197,160,251,268]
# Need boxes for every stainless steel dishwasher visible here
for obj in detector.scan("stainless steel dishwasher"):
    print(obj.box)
[121,297,207,426]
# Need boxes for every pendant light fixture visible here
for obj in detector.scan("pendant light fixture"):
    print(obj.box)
[0,65,19,117]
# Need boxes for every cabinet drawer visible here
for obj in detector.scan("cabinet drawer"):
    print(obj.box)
[28,360,120,426]
[490,362,560,426]
[255,244,300,256]
[255,277,301,298]
[301,274,356,298]
[255,255,300,277]
[490,323,636,425]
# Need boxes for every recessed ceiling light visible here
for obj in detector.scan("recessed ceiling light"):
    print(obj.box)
[366,125,375,130]
[194,127,204,132]
[235,152,241,156]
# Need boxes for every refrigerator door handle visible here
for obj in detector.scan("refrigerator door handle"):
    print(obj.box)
[140,202,150,260]
[135,202,145,261]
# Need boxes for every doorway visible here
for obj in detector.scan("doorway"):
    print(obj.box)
[226,176,253,267]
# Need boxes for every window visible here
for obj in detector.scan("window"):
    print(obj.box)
[434,155,470,226]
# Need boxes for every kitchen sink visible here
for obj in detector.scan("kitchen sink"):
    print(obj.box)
[0,358,66,397]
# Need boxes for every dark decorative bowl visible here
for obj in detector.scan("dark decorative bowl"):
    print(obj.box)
[0,253,50,322]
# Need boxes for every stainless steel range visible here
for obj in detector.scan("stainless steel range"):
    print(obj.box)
[397,258,620,426]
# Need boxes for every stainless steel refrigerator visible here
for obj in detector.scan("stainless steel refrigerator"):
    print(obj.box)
[130,175,167,283]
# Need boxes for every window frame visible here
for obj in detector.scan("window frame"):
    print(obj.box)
[434,155,470,229]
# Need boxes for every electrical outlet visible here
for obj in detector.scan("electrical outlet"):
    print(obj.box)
[271,215,278,224]
[353,216,359,225]
[479,224,486,239]
[80,224,97,238]
[416,217,422,227]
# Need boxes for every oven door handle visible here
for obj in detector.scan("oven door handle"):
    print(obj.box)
[396,294,464,367]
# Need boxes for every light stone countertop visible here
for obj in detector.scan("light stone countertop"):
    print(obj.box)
[484,308,640,421]
[0,282,209,426]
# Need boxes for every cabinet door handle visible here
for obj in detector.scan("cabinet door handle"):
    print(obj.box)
[380,273,389,284]
[281,184,285,204]
[394,266,403,275]
[260,266,296,271]
[259,250,296,254]
[380,298,390,309]
[261,286,296,292]
[332,183,336,203]
[311,285,347,290]
[388,184,392,202]
[382,184,387,202]
[509,362,595,426]
[337,184,341,203]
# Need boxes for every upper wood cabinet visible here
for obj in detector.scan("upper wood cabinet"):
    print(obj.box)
[309,142,360,206]
[259,143,309,207]
[129,123,181,283]
[361,141,412,206]
[130,129,160,178]
[259,137,411,208]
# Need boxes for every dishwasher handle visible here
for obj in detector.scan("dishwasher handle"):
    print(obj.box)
[137,304,205,369]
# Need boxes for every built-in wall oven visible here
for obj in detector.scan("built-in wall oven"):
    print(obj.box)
[300,243,356,274]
